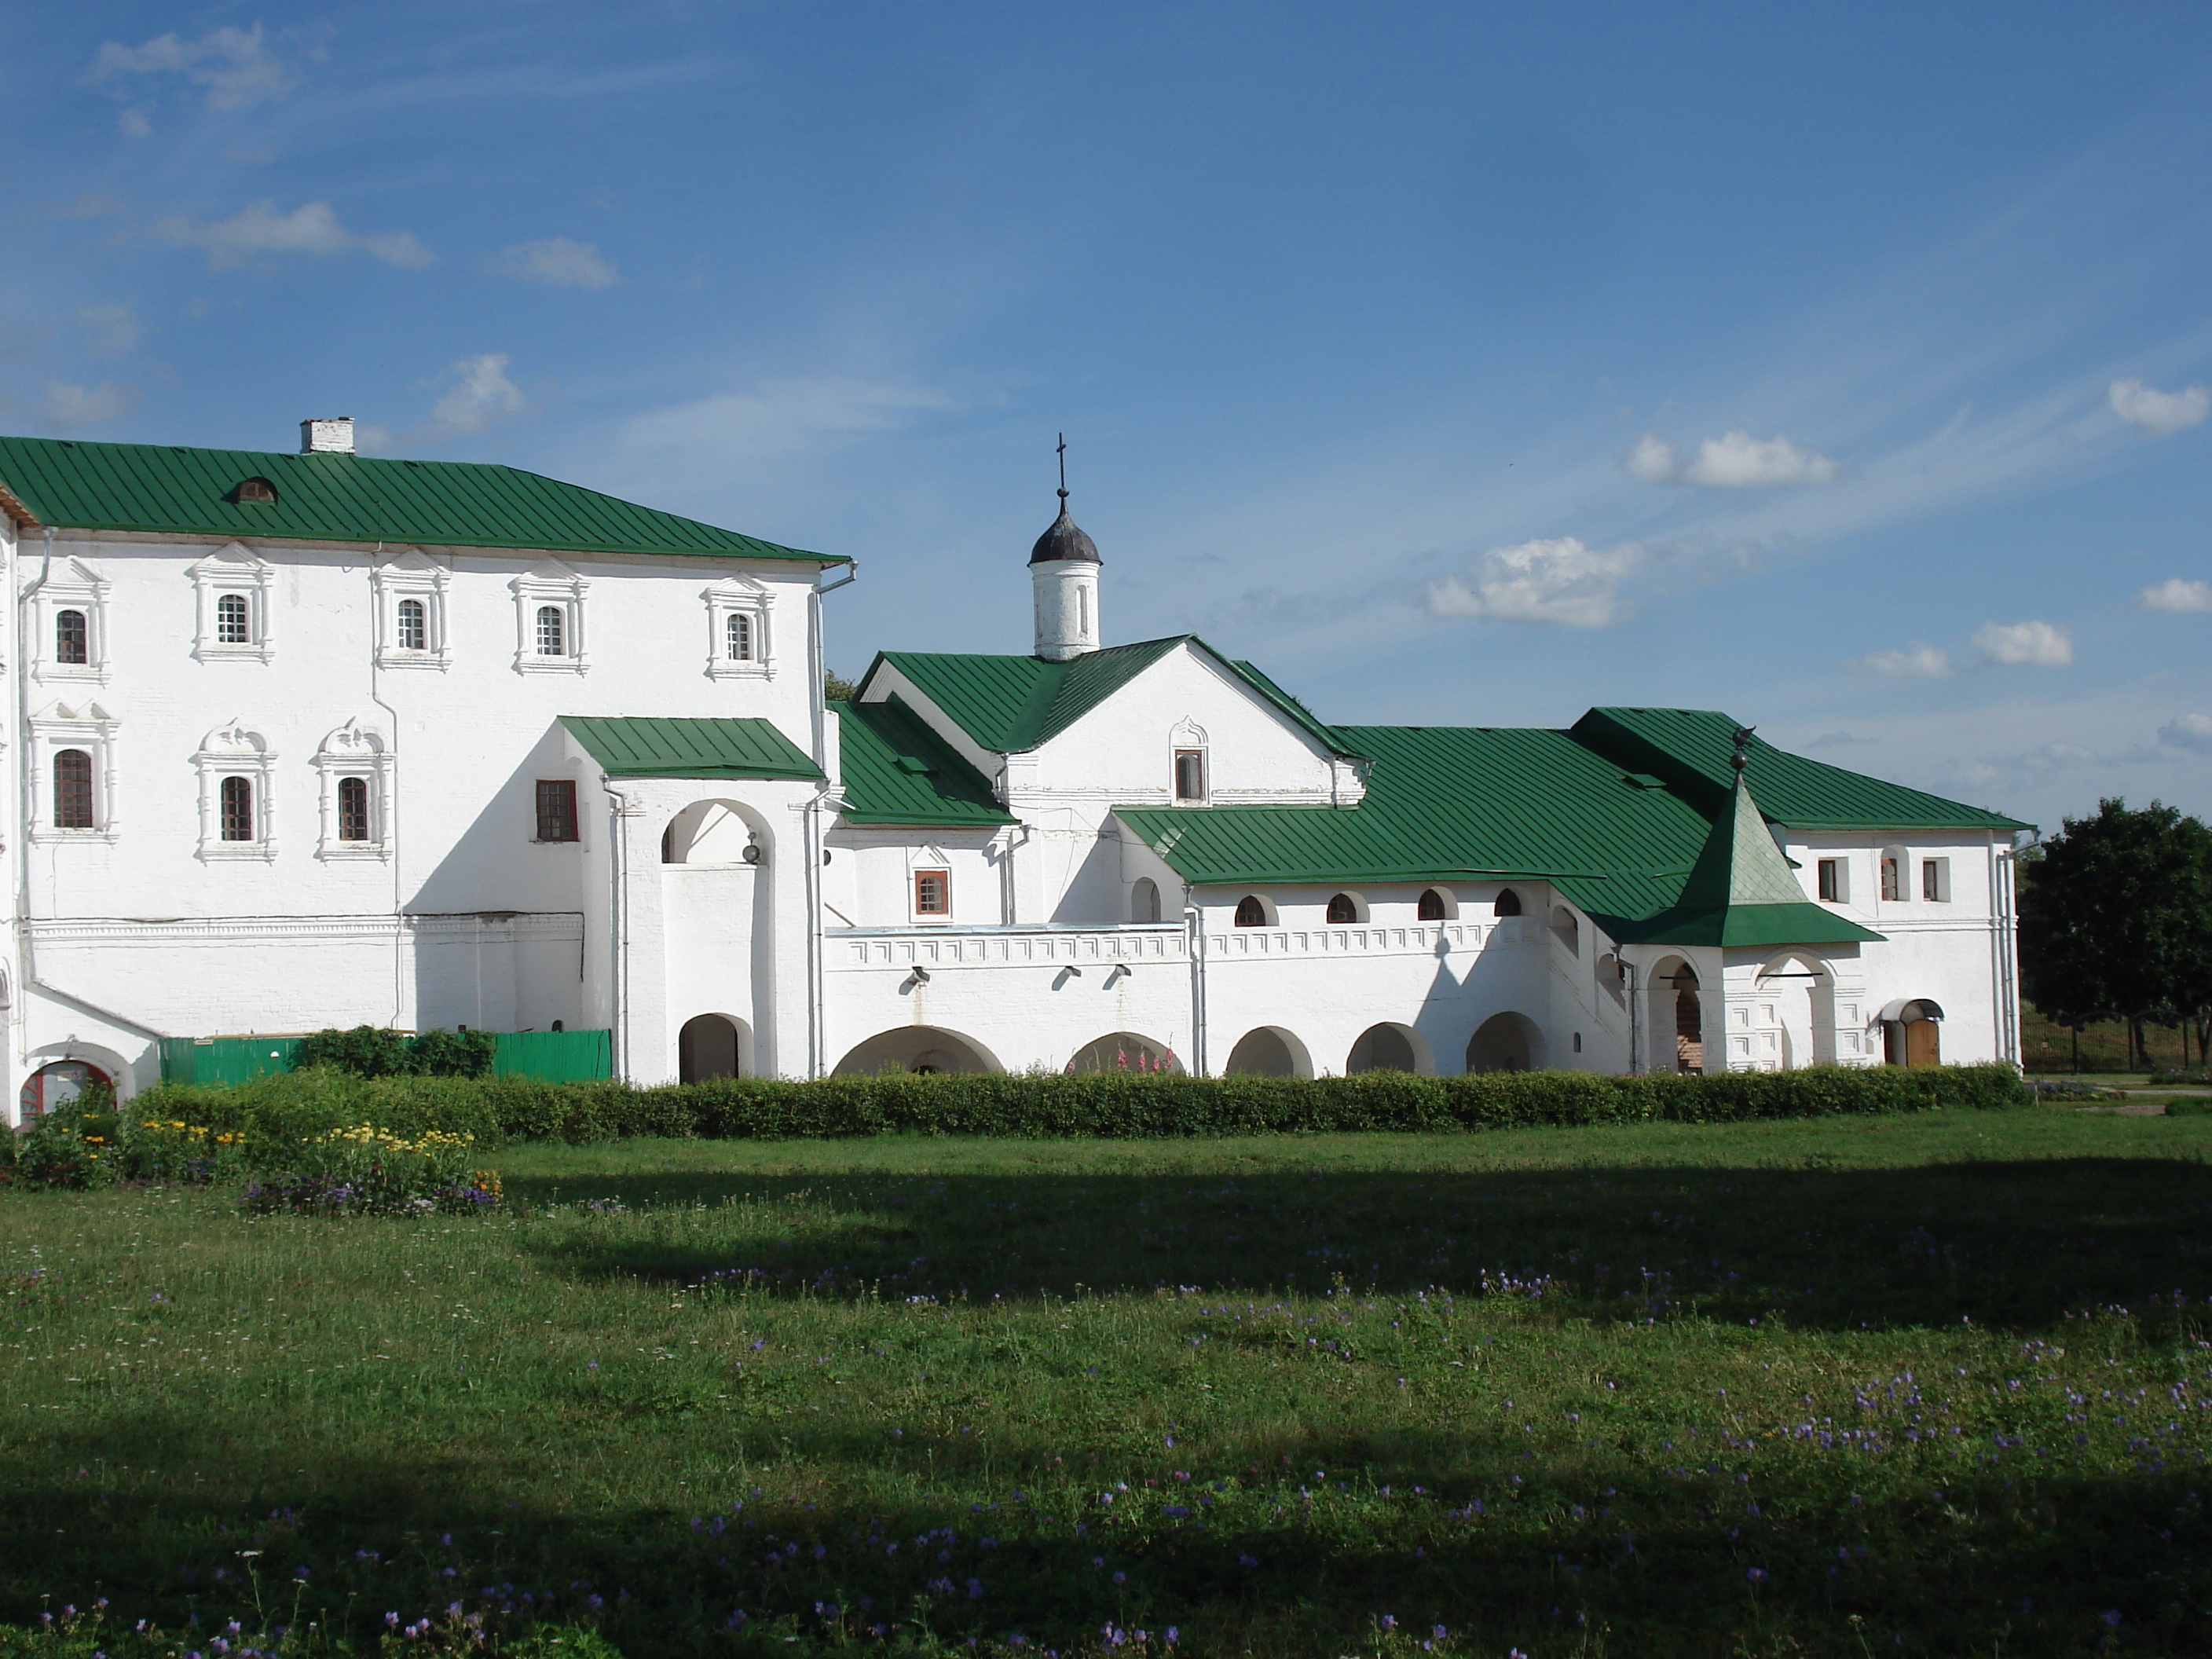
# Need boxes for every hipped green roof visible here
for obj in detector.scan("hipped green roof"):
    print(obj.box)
[562,716,823,781]
[833,698,1015,827]
[0,435,842,566]
[1609,771,1883,947]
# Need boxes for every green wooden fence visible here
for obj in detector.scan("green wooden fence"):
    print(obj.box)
[159,1028,613,1086]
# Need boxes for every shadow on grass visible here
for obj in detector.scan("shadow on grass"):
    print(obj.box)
[5,1401,2207,1656]
[509,1158,2212,1336]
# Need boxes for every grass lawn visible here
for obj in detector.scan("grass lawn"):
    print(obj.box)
[7,1108,2212,1656]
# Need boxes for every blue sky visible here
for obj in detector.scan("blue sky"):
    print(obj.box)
[5,2,2209,831]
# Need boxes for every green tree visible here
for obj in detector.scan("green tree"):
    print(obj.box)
[2018,798,2212,1069]
[823,668,858,702]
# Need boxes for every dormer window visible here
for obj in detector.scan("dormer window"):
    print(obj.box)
[233,477,278,504]
[1492,888,1523,917]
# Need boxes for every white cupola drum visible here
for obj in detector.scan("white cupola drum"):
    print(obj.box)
[1029,433,1101,661]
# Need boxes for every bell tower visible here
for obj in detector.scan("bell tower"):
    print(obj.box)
[1029,434,1101,661]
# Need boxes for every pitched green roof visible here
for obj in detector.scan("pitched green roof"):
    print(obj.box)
[833,698,1015,827]
[1573,707,2027,832]
[0,435,842,566]
[1610,771,1883,947]
[867,636,1187,753]
[561,716,823,781]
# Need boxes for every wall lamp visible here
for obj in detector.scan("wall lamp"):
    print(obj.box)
[906,966,931,985]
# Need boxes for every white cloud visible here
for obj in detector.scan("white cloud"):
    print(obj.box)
[423,353,526,439]
[1628,428,1839,489]
[2159,713,2212,754]
[1851,643,1954,679]
[90,25,295,112]
[1972,619,2073,667]
[616,376,957,467]
[2108,377,2209,438]
[489,237,618,290]
[2134,577,2212,613]
[43,381,141,427]
[1624,434,1676,482]
[118,108,153,138]
[1426,536,1646,628]
[153,201,433,270]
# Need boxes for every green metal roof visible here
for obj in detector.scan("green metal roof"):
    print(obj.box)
[1573,707,2028,832]
[1610,771,1883,947]
[561,716,824,781]
[865,635,1360,758]
[0,434,843,566]
[833,698,1015,827]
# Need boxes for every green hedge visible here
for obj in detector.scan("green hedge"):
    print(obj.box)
[116,1061,2031,1149]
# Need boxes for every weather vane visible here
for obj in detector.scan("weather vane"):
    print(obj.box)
[1730,726,1756,773]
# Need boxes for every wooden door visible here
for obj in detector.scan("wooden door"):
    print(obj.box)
[1906,1019,1940,1068]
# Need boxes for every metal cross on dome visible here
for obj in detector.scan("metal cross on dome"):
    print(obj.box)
[1056,432,1069,503]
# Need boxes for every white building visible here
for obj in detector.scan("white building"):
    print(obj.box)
[0,425,2027,1118]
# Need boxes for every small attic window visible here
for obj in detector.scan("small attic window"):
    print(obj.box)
[233,478,279,504]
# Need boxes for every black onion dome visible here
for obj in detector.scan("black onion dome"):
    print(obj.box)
[1028,494,1101,565]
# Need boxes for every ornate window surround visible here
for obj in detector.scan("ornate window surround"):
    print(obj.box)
[372,550,451,670]
[511,561,588,676]
[1170,718,1209,807]
[703,577,774,680]
[189,544,276,664]
[27,701,120,844]
[29,555,112,686]
[192,719,276,861]
[312,719,394,860]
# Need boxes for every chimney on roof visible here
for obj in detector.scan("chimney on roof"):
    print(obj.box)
[300,416,354,455]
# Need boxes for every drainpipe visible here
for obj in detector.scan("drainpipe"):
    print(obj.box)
[807,560,856,1079]
[367,584,406,1028]
[1185,885,1206,1075]
[599,780,632,1080]
[1621,951,1640,1075]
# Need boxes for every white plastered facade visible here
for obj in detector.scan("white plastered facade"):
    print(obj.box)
[0,491,2021,1116]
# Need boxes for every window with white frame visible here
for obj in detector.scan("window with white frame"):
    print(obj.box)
[703,578,773,680]
[189,544,276,662]
[511,562,588,674]
[372,551,450,669]
[30,557,111,684]
[1921,857,1950,903]
[313,719,394,859]
[27,701,119,842]
[192,720,276,860]
[1170,719,1209,804]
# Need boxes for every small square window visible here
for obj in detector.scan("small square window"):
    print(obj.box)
[535,779,579,843]
[914,869,950,916]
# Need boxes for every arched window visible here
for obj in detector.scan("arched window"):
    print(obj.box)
[1492,888,1522,917]
[1131,877,1161,923]
[396,598,427,652]
[536,605,566,656]
[1326,893,1359,924]
[53,749,93,830]
[219,776,255,843]
[1234,895,1268,928]
[726,612,753,661]
[337,776,371,842]
[1417,888,1448,921]
[234,477,278,504]
[1174,749,1206,803]
[55,610,88,665]
[215,592,251,645]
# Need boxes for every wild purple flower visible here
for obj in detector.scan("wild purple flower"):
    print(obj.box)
[1113,1571,1127,1584]
[1747,1568,1767,1582]
[2104,1611,2123,1626]
[1381,1615,1397,1629]
[1434,1627,1448,1639]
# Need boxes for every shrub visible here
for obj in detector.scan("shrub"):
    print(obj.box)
[126,1060,2031,1148]
[240,1122,500,1216]
[12,1085,126,1188]
[290,1024,496,1079]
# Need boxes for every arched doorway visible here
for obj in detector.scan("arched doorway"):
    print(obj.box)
[1650,957,1703,1075]
[661,799,769,866]
[1067,1031,1183,1075]
[833,1026,1002,1075]
[1465,1013,1540,1073]
[1224,1026,1313,1078]
[1758,954,1835,1069]
[678,1013,743,1082]
[1130,879,1161,923]
[1346,1023,1430,1075]
[1881,999,1943,1067]
[19,1059,111,1119]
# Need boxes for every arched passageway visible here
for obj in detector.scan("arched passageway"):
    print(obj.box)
[1464,1013,1540,1073]
[679,1013,745,1082]
[1223,1026,1313,1078]
[833,1026,1002,1076]
[19,1058,111,1119]
[1882,998,1943,1067]
[1346,1023,1430,1075]
[1650,957,1703,1075]
[1066,1031,1183,1075]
